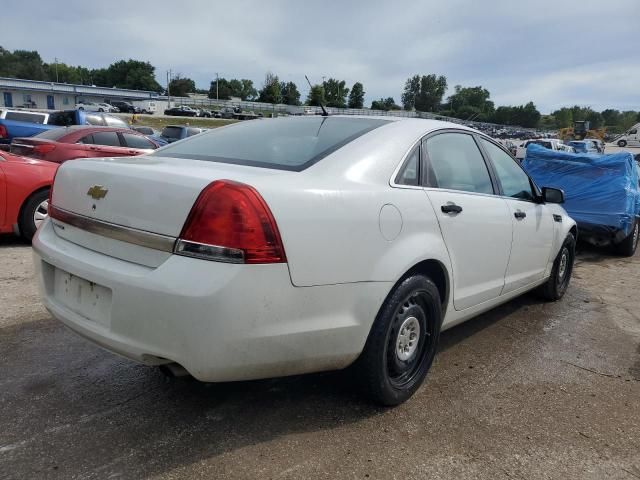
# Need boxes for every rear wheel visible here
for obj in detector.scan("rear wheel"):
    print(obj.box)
[618,140,627,147]
[538,233,575,300]
[19,189,50,241]
[98,108,104,112]
[614,220,639,257]
[355,275,441,406]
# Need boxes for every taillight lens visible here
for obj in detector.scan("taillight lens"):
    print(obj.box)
[0,125,7,139]
[175,180,286,264]
[33,144,56,156]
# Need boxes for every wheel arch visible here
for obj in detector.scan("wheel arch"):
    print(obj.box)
[394,258,450,317]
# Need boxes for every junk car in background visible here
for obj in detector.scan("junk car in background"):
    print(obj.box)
[523,144,640,256]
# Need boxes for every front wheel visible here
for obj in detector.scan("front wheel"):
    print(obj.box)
[618,140,627,147]
[355,275,442,406]
[538,233,575,300]
[614,220,639,257]
[19,189,50,241]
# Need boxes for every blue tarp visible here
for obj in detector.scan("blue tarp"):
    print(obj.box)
[522,144,640,238]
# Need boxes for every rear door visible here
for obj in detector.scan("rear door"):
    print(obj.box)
[81,131,131,157]
[478,137,554,293]
[423,131,513,310]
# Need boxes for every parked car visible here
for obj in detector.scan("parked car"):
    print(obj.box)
[523,144,639,256]
[75,101,103,112]
[97,103,119,113]
[164,106,198,117]
[159,125,206,143]
[109,101,138,114]
[0,150,57,240]
[586,138,605,153]
[515,138,568,160]
[0,110,128,143]
[615,123,640,148]
[131,126,168,146]
[0,109,49,124]
[35,117,576,405]
[10,126,159,163]
[567,140,599,154]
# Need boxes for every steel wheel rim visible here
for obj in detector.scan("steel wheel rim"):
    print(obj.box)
[386,292,434,388]
[633,223,639,250]
[33,199,49,229]
[395,316,420,361]
[558,247,569,281]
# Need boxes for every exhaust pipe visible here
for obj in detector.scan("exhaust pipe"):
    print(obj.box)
[159,363,190,378]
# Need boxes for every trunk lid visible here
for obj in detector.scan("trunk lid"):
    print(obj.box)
[50,156,289,264]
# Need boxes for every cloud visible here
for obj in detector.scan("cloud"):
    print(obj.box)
[1,0,638,112]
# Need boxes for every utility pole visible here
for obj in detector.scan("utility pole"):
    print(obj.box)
[167,69,172,107]
[216,72,219,101]
[54,57,59,83]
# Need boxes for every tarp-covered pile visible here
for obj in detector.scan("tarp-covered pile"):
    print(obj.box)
[522,144,640,240]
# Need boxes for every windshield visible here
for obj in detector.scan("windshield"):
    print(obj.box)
[152,117,389,171]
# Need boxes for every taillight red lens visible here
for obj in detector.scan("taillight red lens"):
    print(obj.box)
[0,125,7,139]
[177,180,286,264]
[33,144,56,155]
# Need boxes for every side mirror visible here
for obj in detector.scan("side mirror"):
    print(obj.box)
[542,187,564,204]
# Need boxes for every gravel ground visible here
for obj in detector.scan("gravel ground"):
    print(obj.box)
[0,234,639,480]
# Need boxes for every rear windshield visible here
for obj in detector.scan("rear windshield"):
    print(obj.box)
[5,111,47,124]
[34,128,72,140]
[161,126,183,139]
[152,117,390,171]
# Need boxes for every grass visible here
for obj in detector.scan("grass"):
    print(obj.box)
[115,114,238,131]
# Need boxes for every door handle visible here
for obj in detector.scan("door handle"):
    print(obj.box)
[514,210,527,219]
[441,203,463,214]
[88,146,100,151]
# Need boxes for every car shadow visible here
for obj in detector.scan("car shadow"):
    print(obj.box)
[0,232,27,247]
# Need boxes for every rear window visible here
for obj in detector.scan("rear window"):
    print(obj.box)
[152,117,389,171]
[47,111,76,126]
[161,126,183,139]
[5,111,47,124]
[34,128,72,141]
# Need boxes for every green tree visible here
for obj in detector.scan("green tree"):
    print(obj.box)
[348,82,365,108]
[447,85,494,119]
[208,77,232,100]
[306,84,326,106]
[91,59,162,91]
[240,79,258,100]
[279,81,301,105]
[168,75,196,97]
[371,97,400,111]
[402,74,447,112]
[601,109,621,127]
[322,78,349,108]
[258,72,282,103]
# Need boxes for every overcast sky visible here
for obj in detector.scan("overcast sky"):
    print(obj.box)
[3,0,638,113]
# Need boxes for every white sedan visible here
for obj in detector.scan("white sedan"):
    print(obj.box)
[33,116,576,405]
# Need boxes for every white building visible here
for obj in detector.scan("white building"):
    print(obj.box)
[0,77,159,110]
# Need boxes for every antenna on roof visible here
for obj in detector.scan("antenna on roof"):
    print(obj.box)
[304,75,328,117]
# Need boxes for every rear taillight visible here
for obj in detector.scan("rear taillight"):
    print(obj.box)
[0,125,7,139]
[175,180,287,264]
[33,144,56,156]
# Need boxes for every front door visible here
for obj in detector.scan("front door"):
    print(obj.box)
[3,92,12,108]
[423,132,513,310]
[478,138,554,293]
[47,95,55,110]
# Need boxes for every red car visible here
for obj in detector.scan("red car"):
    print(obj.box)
[0,150,57,240]
[10,126,159,163]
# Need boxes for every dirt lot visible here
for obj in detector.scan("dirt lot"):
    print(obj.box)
[1,234,639,480]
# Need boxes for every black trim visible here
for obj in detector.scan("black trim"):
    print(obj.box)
[395,143,422,186]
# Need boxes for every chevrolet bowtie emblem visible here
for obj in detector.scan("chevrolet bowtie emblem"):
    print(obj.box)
[87,185,108,200]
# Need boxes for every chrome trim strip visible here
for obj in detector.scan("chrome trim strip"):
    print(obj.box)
[174,239,245,263]
[50,206,177,252]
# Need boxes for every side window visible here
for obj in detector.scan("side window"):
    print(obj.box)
[122,133,156,149]
[91,131,122,147]
[425,133,494,194]
[77,135,94,144]
[395,146,420,186]
[480,138,535,201]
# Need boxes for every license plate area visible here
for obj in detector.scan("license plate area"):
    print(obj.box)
[53,269,112,327]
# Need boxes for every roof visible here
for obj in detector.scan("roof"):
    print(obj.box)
[0,77,159,100]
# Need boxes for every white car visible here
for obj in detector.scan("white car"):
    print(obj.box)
[33,117,576,405]
[97,103,119,113]
[515,138,568,160]
[75,101,102,112]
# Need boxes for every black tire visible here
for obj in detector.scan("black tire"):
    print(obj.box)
[538,233,575,301]
[355,275,442,406]
[19,189,50,242]
[618,140,627,147]
[98,108,104,112]
[78,106,84,110]
[614,220,639,257]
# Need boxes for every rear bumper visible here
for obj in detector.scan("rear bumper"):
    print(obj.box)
[32,218,390,381]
